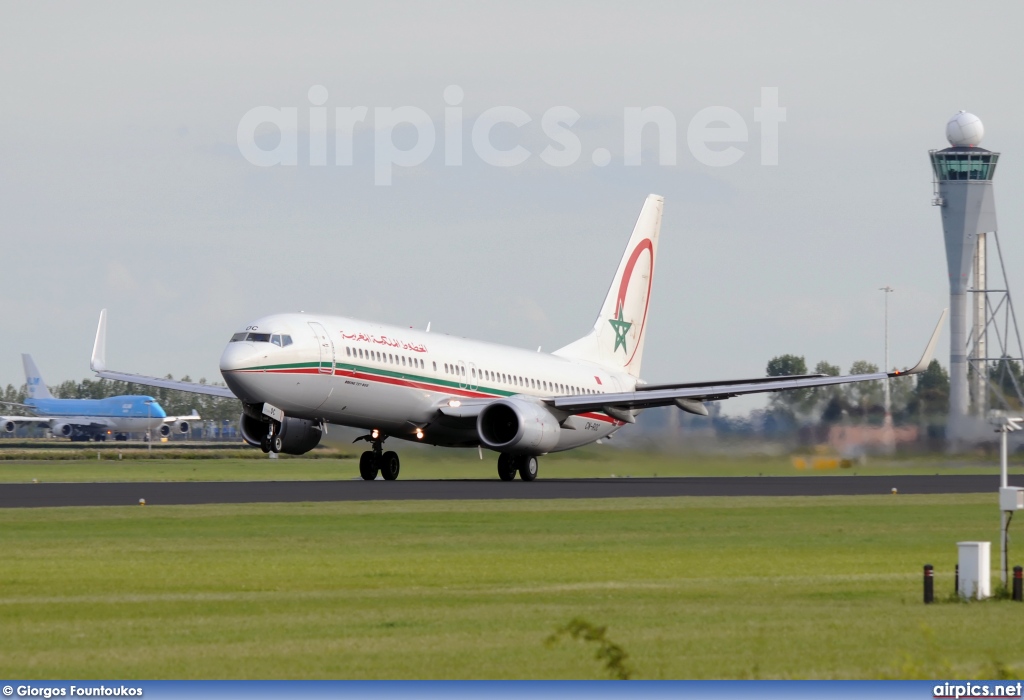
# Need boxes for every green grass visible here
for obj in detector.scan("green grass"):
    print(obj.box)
[0,446,1020,482]
[1,494,1022,678]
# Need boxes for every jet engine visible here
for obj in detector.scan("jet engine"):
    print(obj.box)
[159,419,192,436]
[477,398,561,454]
[52,422,74,437]
[239,412,322,455]
[2,420,15,433]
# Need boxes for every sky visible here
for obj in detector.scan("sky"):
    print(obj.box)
[2,1,1023,415]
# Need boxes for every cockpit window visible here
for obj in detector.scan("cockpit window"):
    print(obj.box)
[230,332,292,345]
[229,332,272,343]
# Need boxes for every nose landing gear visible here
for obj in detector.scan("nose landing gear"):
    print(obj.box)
[260,421,283,454]
[354,431,400,480]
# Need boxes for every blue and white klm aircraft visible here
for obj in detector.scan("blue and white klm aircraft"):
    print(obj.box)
[1,354,199,441]
[91,195,946,479]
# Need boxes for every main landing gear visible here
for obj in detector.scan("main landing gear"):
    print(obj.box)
[497,453,538,482]
[354,432,400,481]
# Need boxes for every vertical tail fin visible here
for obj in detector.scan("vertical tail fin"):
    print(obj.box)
[22,354,53,400]
[553,194,663,378]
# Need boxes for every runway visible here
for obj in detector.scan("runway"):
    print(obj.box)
[0,474,1020,508]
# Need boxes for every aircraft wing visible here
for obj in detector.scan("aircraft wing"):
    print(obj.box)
[1,415,52,429]
[91,309,236,399]
[93,369,236,399]
[1,416,112,434]
[549,309,947,419]
[163,410,202,424]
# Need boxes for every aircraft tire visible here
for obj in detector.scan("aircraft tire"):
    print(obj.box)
[271,435,283,453]
[497,454,517,481]
[518,455,539,482]
[380,451,400,480]
[359,451,378,480]
[260,437,271,454]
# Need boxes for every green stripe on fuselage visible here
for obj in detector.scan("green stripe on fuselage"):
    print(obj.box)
[239,361,517,398]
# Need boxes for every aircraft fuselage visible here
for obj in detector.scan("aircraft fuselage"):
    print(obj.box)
[220,313,631,450]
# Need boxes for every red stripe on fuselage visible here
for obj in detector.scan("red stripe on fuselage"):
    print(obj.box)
[226,366,621,425]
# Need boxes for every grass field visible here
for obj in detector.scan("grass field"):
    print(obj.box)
[0,445,1021,482]
[1,493,1022,679]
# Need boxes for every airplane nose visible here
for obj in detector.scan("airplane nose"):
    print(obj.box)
[219,342,264,402]
[219,342,261,373]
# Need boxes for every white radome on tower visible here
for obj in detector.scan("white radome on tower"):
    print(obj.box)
[946,111,984,147]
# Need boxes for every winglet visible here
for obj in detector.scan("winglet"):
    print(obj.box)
[891,308,947,377]
[91,309,107,373]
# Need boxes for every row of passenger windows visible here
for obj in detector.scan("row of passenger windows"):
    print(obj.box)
[229,332,294,347]
[343,345,603,396]
[345,346,425,369]
[441,361,603,396]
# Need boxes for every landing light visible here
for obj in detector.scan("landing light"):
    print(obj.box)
[447,399,462,408]
[415,428,424,440]
[371,429,380,439]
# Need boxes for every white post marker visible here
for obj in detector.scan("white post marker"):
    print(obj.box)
[957,541,991,599]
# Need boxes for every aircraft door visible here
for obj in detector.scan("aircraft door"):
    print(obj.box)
[300,321,335,411]
[467,362,478,391]
[308,322,335,374]
[457,360,468,390]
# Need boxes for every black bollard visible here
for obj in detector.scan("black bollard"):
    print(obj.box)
[955,564,959,596]
[1014,566,1023,602]
[924,564,934,604]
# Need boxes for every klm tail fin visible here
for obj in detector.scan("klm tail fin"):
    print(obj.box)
[553,194,663,378]
[22,354,53,400]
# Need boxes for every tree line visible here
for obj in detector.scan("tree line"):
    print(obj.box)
[764,354,950,429]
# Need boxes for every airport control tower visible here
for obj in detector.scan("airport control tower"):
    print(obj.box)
[930,112,1024,442]
[930,112,997,439]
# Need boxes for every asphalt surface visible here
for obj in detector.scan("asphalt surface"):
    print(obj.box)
[0,474,1020,508]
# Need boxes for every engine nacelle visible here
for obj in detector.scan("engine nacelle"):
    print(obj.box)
[162,420,192,435]
[2,420,15,433]
[156,424,171,438]
[52,422,73,437]
[477,398,561,454]
[239,412,322,455]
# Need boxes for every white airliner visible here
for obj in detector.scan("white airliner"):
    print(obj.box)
[91,195,945,480]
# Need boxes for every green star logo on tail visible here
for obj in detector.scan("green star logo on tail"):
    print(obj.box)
[608,305,632,355]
